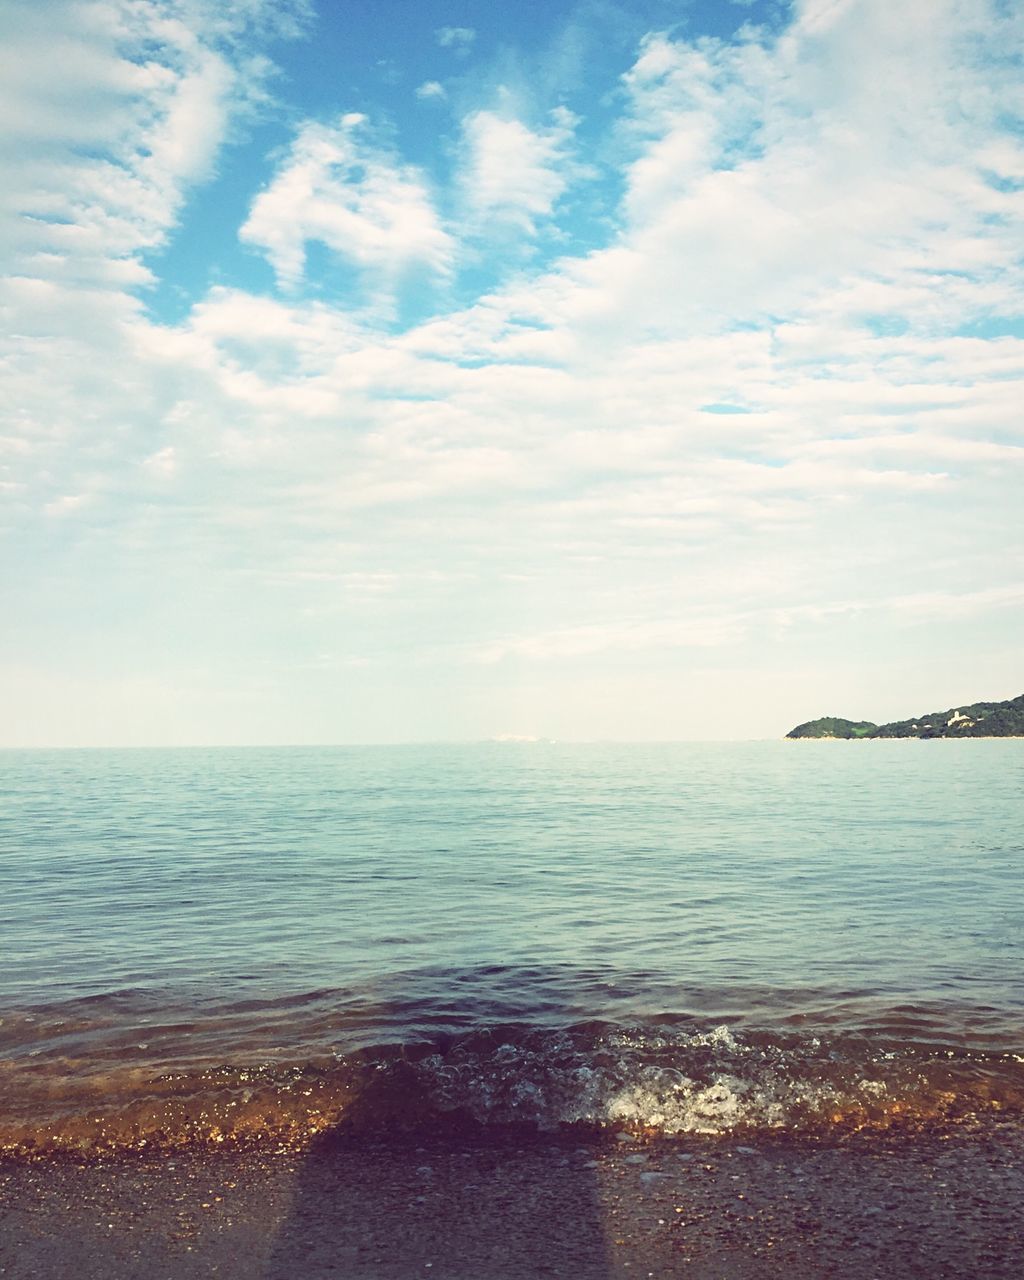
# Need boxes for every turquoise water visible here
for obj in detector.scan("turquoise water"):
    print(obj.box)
[1,742,1022,1149]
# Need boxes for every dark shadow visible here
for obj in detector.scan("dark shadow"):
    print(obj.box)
[265,1056,615,1279]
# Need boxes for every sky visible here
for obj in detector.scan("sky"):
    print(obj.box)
[1,0,1022,746]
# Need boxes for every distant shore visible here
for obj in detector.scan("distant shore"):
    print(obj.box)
[786,735,1024,741]
[3,1124,1023,1278]
[786,693,1024,740]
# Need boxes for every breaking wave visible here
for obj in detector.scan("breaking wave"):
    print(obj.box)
[3,1017,1023,1156]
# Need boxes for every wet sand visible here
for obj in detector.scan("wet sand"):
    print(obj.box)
[2,1123,1023,1278]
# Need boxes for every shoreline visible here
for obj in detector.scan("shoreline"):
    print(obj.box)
[3,1122,1023,1278]
[784,735,1024,741]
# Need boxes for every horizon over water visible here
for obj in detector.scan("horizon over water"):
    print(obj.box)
[2,741,1022,1155]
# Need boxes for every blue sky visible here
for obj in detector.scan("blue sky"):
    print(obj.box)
[149,0,785,324]
[1,0,1022,745]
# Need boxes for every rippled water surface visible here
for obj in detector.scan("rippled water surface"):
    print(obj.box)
[1,742,1022,1150]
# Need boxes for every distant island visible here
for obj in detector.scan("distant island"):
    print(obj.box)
[787,693,1024,739]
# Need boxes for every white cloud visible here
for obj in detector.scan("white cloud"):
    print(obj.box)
[416,80,446,101]
[0,0,297,290]
[2,0,1023,743]
[436,26,475,54]
[494,0,1024,361]
[460,106,579,235]
[239,114,454,297]
[43,492,93,518]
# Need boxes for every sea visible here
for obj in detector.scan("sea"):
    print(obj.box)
[1,741,1022,1156]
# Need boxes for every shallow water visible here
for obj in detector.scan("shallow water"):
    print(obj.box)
[1,742,1022,1150]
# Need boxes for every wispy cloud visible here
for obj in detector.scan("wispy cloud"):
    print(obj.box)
[239,113,454,298]
[1,0,1022,743]
[435,26,476,54]
[459,105,580,235]
[416,80,446,101]
[0,0,303,289]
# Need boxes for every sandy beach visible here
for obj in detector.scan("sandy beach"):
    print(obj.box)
[3,1122,1023,1279]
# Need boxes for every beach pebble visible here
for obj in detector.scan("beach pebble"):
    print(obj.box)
[624,1154,648,1165]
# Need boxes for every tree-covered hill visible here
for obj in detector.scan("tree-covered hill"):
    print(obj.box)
[787,694,1024,739]
[786,717,878,739]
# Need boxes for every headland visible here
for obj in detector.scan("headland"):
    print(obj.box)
[787,693,1024,739]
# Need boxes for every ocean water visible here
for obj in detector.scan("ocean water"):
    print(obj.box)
[1,741,1022,1153]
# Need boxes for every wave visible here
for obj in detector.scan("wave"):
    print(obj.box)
[3,1020,1023,1156]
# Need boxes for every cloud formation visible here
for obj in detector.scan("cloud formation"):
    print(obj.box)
[416,80,446,101]
[240,114,454,297]
[1,0,1022,744]
[459,106,580,235]
[0,0,276,290]
[435,26,476,54]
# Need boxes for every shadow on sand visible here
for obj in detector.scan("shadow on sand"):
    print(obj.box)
[264,1059,615,1279]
